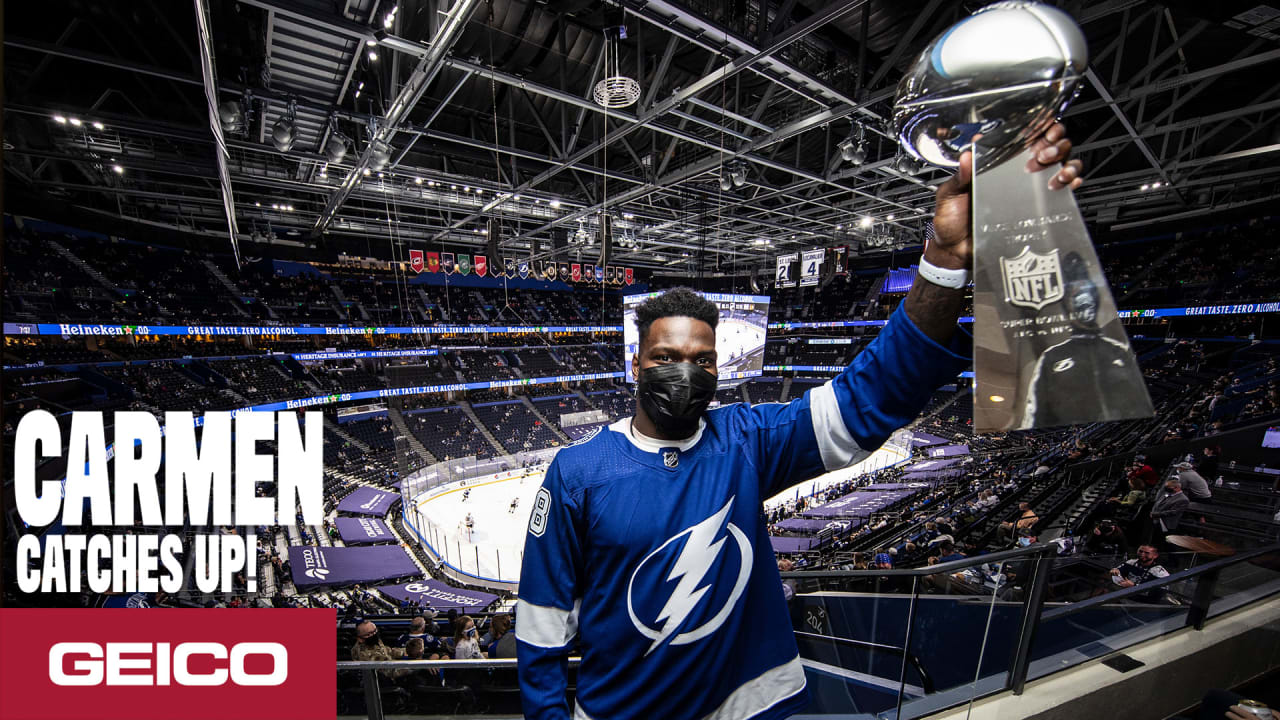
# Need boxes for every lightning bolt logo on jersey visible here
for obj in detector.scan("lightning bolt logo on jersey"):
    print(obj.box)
[515,305,973,720]
[627,498,752,656]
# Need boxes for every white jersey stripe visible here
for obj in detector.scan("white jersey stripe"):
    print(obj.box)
[515,597,581,649]
[809,381,870,471]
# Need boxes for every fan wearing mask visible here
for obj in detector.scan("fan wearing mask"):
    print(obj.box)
[517,125,1085,720]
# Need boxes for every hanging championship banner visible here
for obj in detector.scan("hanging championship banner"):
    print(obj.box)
[605,266,616,284]
[426,252,441,273]
[409,249,425,274]
[518,260,530,279]
[474,255,488,277]
[611,266,623,285]
[777,253,798,288]
[585,264,596,283]
[801,249,825,287]
[625,267,634,285]
[571,263,582,282]
[560,262,570,281]
[504,257,516,278]
[595,265,605,283]
[832,246,848,275]
[544,261,557,281]
[458,254,472,275]
[441,252,455,275]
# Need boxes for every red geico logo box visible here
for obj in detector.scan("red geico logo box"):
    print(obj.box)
[0,609,336,720]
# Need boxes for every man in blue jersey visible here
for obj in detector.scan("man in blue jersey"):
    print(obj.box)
[517,124,1083,720]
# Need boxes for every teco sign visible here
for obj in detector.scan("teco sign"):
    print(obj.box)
[50,642,288,686]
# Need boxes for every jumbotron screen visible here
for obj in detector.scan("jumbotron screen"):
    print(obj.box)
[623,291,771,385]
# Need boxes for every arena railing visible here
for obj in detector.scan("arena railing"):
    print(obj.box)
[335,541,1280,719]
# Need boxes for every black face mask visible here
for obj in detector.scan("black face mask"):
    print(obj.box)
[637,362,717,437]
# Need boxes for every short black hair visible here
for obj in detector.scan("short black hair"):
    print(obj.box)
[635,287,719,346]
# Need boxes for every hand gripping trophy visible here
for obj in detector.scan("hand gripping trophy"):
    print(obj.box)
[894,1,1153,431]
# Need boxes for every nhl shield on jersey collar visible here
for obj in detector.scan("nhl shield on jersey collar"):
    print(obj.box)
[609,416,705,453]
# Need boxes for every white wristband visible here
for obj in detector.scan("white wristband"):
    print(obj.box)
[917,255,970,289]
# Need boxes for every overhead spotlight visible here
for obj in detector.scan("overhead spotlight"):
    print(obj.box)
[53,115,67,124]
[860,216,873,228]
[363,168,372,176]
[450,184,457,190]
[895,154,917,174]
[368,140,391,171]
[549,199,562,209]
[366,40,377,47]
[324,134,349,163]
[68,117,82,127]
[835,224,844,230]
[719,174,733,192]
[428,180,436,187]
[112,165,124,175]
[255,201,261,207]
[513,194,521,200]
[730,163,747,188]
[414,177,423,184]
[886,214,895,221]
[272,103,297,152]
[218,101,243,132]
[377,172,384,178]
[92,121,105,131]
[464,186,470,192]
[1151,181,1162,189]
[368,50,379,62]
[840,122,867,165]
[318,169,328,179]
[623,212,635,220]
[1140,184,1150,191]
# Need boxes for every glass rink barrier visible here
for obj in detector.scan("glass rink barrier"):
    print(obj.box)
[400,449,561,588]
[336,540,1280,719]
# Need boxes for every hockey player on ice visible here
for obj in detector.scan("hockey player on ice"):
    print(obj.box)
[516,123,1085,720]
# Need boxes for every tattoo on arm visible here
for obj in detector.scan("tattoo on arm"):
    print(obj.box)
[904,274,966,345]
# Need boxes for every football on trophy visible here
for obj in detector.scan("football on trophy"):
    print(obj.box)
[893,1,1088,170]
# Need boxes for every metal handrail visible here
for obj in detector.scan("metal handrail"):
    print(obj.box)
[1040,542,1280,623]
[779,542,1049,578]
[794,630,936,694]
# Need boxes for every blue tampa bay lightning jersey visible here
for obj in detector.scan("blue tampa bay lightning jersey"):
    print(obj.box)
[516,305,971,720]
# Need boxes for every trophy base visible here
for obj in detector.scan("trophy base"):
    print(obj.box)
[971,145,1154,432]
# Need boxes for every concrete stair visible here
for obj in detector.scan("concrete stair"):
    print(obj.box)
[48,239,124,296]
[457,400,509,457]
[324,416,370,453]
[387,406,438,465]
[201,260,252,317]
[520,395,571,444]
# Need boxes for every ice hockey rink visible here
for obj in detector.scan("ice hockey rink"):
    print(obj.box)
[410,435,908,585]
[717,318,767,374]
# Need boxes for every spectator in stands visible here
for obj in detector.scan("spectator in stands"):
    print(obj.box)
[397,615,444,655]
[452,615,485,659]
[1174,461,1213,503]
[352,621,408,677]
[1109,545,1170,602]
[1107,476,1148,508]
[1150,479,1190,546]
[486,613,512,657]
[937,542,965,564]
[1197,445,1221,480]
[998,502,1039,541]
[1128,456,1160,489]
[1086,519,1128,557]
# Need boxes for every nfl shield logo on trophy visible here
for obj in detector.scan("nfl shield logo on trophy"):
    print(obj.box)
[663,450,679,468]
[1000,247,1064,311]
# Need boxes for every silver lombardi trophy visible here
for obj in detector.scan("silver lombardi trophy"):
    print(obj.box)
[894,1,1153,431]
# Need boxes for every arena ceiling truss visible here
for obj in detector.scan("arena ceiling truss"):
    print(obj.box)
[5,0,1280,275]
